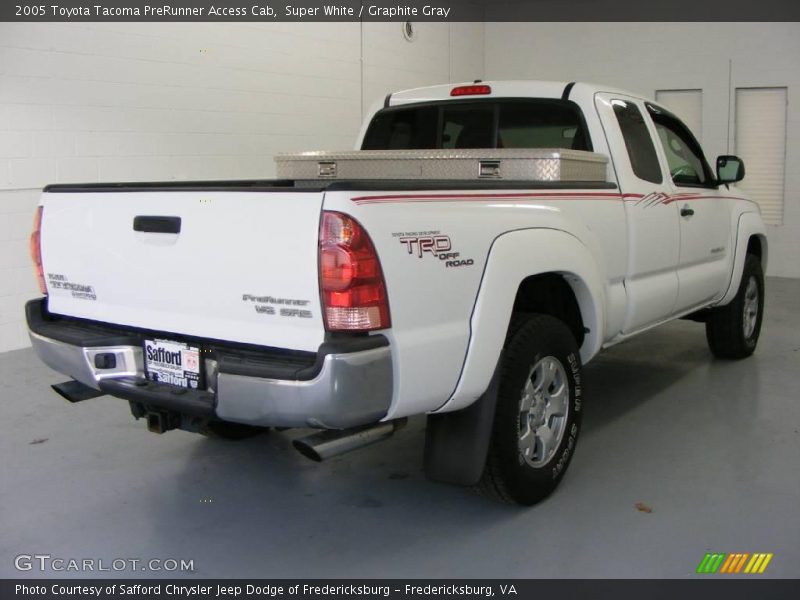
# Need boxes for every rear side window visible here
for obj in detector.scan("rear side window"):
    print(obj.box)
[612,100,663,184]
[361,100,591,151]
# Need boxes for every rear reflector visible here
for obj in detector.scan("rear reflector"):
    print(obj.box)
[450,84,492,97]
[319,212,390,331]
[29,206,46,295]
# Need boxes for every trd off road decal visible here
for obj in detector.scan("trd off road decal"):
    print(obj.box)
[393,230,474,268]
[242,294,312,318]
[47,273,96,301]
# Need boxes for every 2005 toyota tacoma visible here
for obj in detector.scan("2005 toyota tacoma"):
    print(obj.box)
[26,81,767,504]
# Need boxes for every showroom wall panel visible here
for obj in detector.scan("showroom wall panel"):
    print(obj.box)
[655,89,703,144]
[0,22,484,352]
[735,87,788,226]
[485,22,800,278]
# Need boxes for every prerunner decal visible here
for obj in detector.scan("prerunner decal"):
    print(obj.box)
[242,294,312,318]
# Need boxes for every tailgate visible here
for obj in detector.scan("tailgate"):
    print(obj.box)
[39,188,325,352]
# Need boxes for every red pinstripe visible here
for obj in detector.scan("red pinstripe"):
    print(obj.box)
[347,191,749,206]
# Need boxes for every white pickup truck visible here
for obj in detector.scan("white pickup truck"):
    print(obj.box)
[27,81,766,505]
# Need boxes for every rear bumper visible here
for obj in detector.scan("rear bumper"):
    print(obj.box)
[26,299,393,429]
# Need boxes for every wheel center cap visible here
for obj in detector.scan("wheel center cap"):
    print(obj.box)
[530,395,546,426]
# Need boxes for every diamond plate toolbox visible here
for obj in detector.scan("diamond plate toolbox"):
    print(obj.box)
[275,149,608,183]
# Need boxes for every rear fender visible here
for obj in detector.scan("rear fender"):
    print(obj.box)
[435,228,605,414]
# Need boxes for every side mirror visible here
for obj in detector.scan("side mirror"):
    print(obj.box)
[717,155,745,184]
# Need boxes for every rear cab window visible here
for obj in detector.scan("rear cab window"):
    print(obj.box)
[361,99,593,151]
[611,100,663,184]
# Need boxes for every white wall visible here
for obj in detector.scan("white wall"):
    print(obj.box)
[362,21,484,112]
[485,22,800,279]
[0,21,484,352]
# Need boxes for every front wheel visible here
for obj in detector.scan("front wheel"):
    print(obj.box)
[479,314,583,505]
[706,253,764,359]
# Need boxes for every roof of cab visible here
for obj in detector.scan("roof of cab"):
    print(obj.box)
[386,80,646,107]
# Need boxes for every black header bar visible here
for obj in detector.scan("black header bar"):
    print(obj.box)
[2,0,800,22]
[3,579,800,600]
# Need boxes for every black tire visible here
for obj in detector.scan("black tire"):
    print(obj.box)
[706,254,764,360]
[201,420,268,440]
[479,314,583,505]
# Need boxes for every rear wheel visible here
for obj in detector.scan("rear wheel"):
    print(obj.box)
[479,314,583,505]
[706,254,764,359]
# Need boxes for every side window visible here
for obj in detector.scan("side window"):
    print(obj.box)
[612,100,663,184]
[648,105,714,187]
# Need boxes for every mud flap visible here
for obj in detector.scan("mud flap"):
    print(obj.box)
[423,356,502,486]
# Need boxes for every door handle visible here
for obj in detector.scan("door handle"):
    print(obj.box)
[133,216,181,234]
[680,205,695,217]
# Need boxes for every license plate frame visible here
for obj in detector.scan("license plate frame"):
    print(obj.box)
[143,338,203,390]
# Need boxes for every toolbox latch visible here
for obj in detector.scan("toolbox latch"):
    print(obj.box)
[478,160,501,178]
[318,161,337,178]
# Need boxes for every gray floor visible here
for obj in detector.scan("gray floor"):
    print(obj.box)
[1,278,798,579]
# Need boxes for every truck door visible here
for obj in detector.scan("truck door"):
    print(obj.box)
[644,103,732,311]
[595,93,679,333]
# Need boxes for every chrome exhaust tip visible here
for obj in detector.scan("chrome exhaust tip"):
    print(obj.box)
[51,380,105,403]
[293,419,407,462]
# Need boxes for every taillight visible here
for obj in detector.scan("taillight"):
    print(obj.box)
[319,211,390,331]
[450,84,492,97]
[29,206,46,296]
